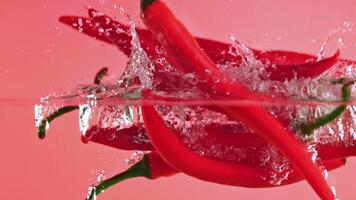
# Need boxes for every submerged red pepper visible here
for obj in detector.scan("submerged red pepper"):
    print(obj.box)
[84,122,356,162]
[81,125,346,200]
[84,122,345,192]
[82,125,153,151]
[142,103,346,188]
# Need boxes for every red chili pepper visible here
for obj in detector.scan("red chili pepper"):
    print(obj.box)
[82,125,154,151]
[83,131,344,200]
[82,124,348,184]
[141,103,346,190]
[84,121,356,163]
[141,1,334,199]
[58,11,344,123]
[84,140,344,200]
[59,10,340,83]
[86,151,178,200]
[38,4,355,199]
[59,11,341,124]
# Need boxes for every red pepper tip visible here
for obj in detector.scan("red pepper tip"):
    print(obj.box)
[81,135,90,144]
[58,16,76,26]
[141,0,156,12]
[58,16,68,23]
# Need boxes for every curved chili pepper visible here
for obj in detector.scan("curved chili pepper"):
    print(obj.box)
[58,13,343,125]
[84,134,344,200]
[37,4,355,199]
[79,79,351,158]
[262,50,339,81]
[204,123,267,148]
[141,103,346,190]
[85,143,344,200]
[59,10,340,83]
[86,151,178,200]
[141,1,334,199]
[59,12,341,123]
[83,122,352,167]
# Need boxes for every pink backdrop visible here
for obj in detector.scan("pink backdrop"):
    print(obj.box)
[1,0,356,199]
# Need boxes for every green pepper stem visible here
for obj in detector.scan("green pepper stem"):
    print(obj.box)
[300,105,347,135]
[87,155,151,200]
[38,67,109,139]
[94,67,108,85]
[38,106,79,139]
[300,81,353,136]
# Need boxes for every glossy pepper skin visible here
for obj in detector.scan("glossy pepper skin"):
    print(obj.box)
[140,1,335,199]
[81,126,345,200]
[37,2,356,199]
[84,125,346,188]
[59,9,340,120]
[140,103,346,188]
[59,10,340,83]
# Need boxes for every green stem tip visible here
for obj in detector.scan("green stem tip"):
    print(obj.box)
[94,67,108,85]
[141,0,156,12]
[87,155,151,200]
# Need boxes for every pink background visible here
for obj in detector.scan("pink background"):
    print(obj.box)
[1,0,356,199]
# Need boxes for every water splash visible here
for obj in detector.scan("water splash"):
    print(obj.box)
[114,5,154,90]
[260,146,292,186]
[35,4,356,188]
[318,21,354,60]
[79,104,92,135]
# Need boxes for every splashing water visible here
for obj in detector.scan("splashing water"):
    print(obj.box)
[34,5,356,188]
[79,104,92,135]
[318,21,354,60]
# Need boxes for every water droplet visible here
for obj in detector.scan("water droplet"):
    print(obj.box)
[125,151,144,166]
[79,104,92,135]
[338,37,345,47]
[34,104,44,128]
[91,169,107,183]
